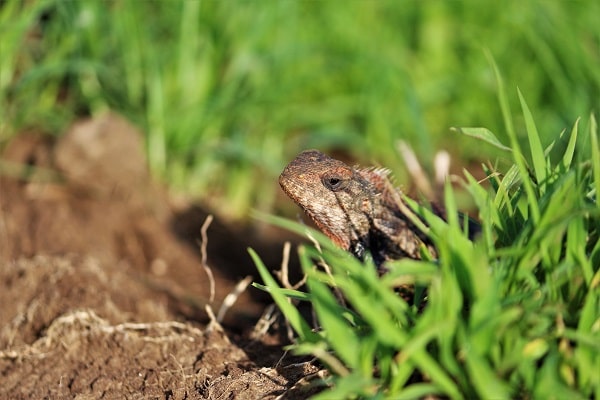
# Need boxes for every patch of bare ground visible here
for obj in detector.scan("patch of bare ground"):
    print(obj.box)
[0,113,320,399]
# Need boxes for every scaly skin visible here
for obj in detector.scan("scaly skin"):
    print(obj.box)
[279,150,436,267]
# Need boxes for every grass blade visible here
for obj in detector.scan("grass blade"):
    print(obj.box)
[590,114,600,207]
[562,118,580,170]
[488,54,541,223]
[248,248,318,342]
[518,88,547,193]
[451,126,512,151]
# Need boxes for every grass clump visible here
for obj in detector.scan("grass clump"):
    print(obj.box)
[252,90,600,398]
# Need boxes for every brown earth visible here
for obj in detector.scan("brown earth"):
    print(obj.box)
[0,114,322,399]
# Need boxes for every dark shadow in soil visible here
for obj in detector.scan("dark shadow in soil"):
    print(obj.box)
[170,205,304,302]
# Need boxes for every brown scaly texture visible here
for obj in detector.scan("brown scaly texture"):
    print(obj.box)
[279,150,439,267]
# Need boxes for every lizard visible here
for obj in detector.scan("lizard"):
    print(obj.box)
[279,149,445,268]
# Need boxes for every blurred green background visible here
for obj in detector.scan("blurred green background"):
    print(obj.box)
[1,0,599,220]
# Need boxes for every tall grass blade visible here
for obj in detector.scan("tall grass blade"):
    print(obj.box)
[590,114,600,207]
[488,54,541,223]
[518,88,547,193]
[306,270,361,368]
[562,118,580,170]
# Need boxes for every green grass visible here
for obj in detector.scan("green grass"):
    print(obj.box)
[1,1,599,218]
[252,88,600,398]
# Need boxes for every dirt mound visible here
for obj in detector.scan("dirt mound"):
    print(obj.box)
[0,256,318,399]
[0,114,318,399]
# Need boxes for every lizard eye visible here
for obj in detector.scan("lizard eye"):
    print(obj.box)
[322,175,345,191]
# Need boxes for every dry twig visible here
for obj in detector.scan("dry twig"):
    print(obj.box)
[216,275,253,323]
[199,214,216,303]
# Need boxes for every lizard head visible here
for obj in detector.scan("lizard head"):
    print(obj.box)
[279,150,376,252]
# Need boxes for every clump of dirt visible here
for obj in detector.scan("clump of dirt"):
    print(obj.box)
[0,113,319,399]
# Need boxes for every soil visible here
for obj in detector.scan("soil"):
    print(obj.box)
[0,113,321,399]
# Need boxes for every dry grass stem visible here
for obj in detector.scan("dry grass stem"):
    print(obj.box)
[250,304,278,340]
[434,150,451,186]
[216,275,253,323]
[397,140,433,199]
[205,304,225,334]
[274,241,307,290]
[199,214,216,303]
